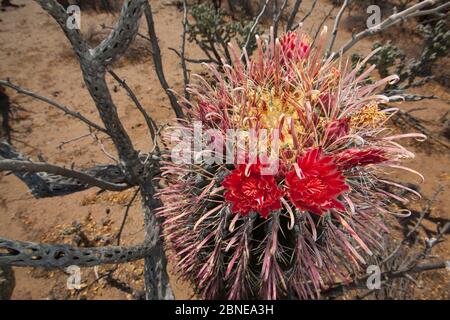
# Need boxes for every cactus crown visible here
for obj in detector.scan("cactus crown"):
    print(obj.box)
[158,28,425,300]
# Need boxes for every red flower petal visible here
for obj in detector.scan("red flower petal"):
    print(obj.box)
[222,161,283,218]
[334,148,388,170]
[286,148,348,215]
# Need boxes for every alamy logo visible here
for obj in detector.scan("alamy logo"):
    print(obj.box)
[66,265,81,289]
[366,265,381,290]
[170,121,281,175]
[66,5,81,30]
[366,5,381,28]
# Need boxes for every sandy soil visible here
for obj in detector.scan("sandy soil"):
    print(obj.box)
[0,0,448,299]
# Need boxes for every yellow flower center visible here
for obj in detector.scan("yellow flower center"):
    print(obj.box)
[350,102,387,129]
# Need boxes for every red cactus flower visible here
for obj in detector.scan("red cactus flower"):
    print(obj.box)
[280,31,310,63]
[222,162,283,218]
[325,118,350,143]
[159,29,423,300]
[286,148,348,215]
[334,148,388,170]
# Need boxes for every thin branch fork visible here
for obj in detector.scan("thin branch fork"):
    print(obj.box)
[386,104,450,150]
[34,0,143,183]
[35,0,89,58]
[0,79,107,134]
[326,0,349,57]
[107,69,158,144]
[116,187,140,246]
[312,6,335,45]
[0,237,153,268]
[300,0,317,23]
[334,0,449,58]
[168,47,214,64]
[289,0,318,31]
[322,259,450,298]
[286,0,303,32]
[100,23,152,43]
[324,223,450,299]
[0,141,126,197]
[241,0,270,58]
[143,1,184,119]
[409,2,450,18]
[323,218,450,299]
[180,0,190,100]
[273,0,289,38]
[0,159,130,191]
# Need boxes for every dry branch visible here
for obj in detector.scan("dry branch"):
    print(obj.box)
[334,0,450,58]
[35,0,89,58]
[0,79,107,134]
[143,1,184,119]
[300,0,317,23]
[326,0,349,56]
[168,47,214,64]
[323,259,450,298]
[273,0,288,38]
[312,6,335,45]
[323,216,450,299]
[286,0,302,32]
[180,0,190,100]
[0,141,127,197]
[108,69,158,143]
[242,0,270,57]
[0,159,130,192]
[0,237,153,268]
[30,0,174,299]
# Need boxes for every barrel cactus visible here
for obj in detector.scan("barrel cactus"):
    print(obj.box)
[157,27,425,299]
